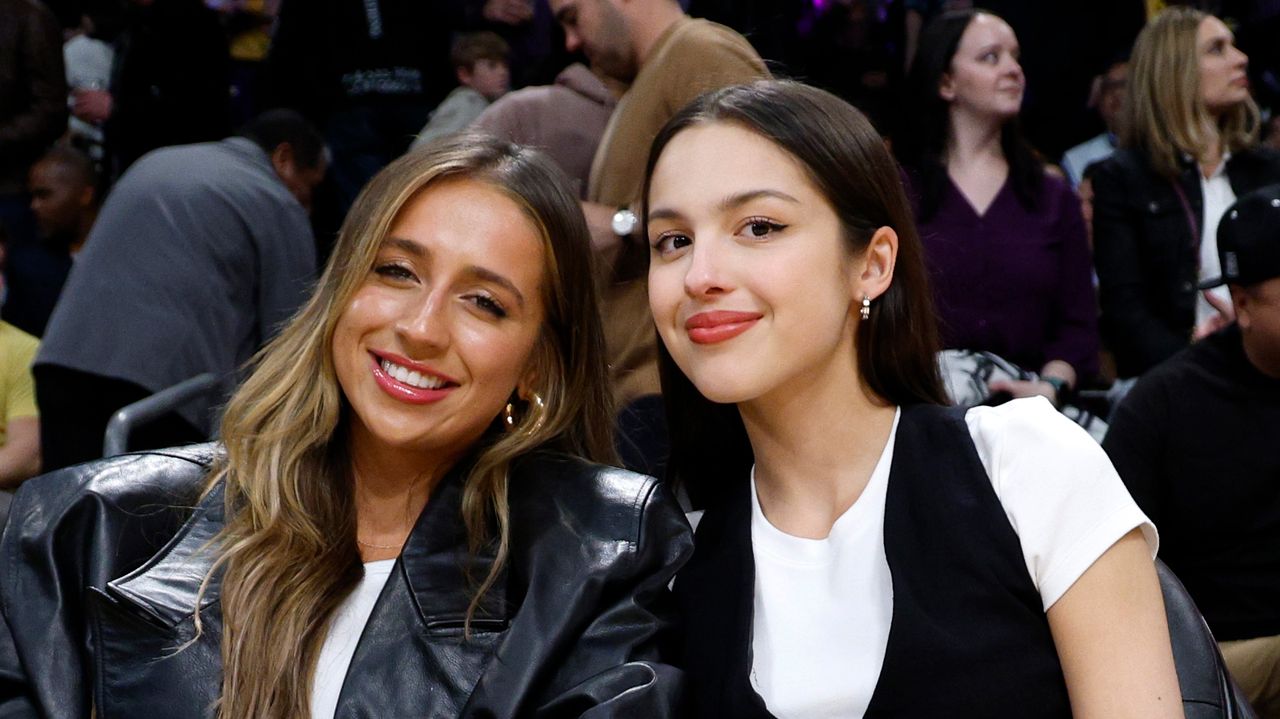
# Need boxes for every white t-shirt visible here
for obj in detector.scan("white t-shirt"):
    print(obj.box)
[746,398,1156,719]
[1198,154,1236,325]
[309,559,396,719]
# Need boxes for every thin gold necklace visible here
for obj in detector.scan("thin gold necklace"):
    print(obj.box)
[356,536,406,550]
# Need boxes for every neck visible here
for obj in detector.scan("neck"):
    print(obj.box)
[347,430,461,553]
[632,1,685,67]
[1199,118,1225,176]
[1243,334,1280,380]
[739,336,896,539]
[945,108,1005,168]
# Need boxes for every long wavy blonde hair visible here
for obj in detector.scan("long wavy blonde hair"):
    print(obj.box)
[197,134,615,718]
[1121,6,1261,178]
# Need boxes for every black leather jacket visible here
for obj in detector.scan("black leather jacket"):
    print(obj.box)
[0,444,692,718]
[1091,146,1280,377]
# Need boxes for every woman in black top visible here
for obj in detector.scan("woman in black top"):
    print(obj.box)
[1092,7,1280,377]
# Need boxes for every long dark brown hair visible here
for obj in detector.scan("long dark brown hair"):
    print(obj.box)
[642,80,947,509]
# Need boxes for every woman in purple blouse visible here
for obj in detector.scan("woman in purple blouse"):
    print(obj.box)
[896,9,1100,405]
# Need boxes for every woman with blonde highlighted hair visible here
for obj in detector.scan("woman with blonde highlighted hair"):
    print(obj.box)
[1092,6,1280,377]
[0,134,691,718]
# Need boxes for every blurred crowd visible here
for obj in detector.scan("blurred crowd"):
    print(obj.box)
[4,0,1280,712]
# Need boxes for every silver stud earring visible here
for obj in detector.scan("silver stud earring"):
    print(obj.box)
[860,294,871,321]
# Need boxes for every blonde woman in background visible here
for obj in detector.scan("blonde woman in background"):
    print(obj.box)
[1092,6,1280,378]
[0,134,691,718]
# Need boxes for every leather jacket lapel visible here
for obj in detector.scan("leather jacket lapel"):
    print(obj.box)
[103,483,225,628]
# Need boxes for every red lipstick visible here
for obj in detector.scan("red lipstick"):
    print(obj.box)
[369,351,457,405]
[685,310,762,345]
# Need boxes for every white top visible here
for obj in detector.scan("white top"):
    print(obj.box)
[309,559,397,719]
[747,398,1157,719]
[1198,155,1236,325]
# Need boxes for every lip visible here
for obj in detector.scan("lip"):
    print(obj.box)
[685,310,763,345]
[1230,75,1249,88]
[369,350,458,405]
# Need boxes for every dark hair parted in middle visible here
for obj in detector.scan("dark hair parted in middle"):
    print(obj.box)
[896,9,1044,222]
[642,80,947,508]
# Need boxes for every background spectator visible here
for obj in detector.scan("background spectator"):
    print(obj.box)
[0,0,69,341]
[1062,58,1128,188]
[897,9,1099,406]
[1092,6,1280,378]
[33,110,324,471]
[548,0,769,476]
[73,0,232,179]
[28,146,100,258]
[471,62,618,198]
[0,227,42,530]
[409,31,511,151]
[1104,184,1280,717]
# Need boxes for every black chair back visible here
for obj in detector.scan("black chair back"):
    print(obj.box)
[1158,560,1257,719]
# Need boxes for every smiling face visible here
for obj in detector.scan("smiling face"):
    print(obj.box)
[646,122,866,405]
[332,177,547,467]
[939,13,1024,121]
[1197,15,1249,115]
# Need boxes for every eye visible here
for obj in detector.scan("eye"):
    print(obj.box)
[466,293,508,319]
[374,262,417,282]
[652,232,692,257]
[739,218,786,239]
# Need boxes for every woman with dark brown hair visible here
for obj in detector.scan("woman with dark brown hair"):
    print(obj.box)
[0,134,690,718]
[645,80,1181,718]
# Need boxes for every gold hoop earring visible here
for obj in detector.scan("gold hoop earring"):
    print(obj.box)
[503,392,548,433]
[525,392,547,434]
[860,294,871,321]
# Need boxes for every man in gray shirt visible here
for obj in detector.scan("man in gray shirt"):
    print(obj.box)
[34,110,327,470]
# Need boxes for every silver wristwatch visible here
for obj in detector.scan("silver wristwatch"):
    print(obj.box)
[611,207,638,237]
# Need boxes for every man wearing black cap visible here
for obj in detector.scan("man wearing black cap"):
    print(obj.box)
[1105,183,1280,716]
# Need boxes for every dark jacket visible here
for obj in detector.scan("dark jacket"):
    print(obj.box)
[1091,145,1280,377]
[0,444,691,718]
[0,0,68,195]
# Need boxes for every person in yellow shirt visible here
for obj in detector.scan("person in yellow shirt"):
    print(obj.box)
[0,232,43,527]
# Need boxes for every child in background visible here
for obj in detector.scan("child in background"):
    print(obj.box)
[410,32,511,150]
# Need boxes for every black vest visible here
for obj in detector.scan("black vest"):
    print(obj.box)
[673,403,1072,717]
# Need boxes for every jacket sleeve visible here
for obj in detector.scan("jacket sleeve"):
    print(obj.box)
[533,480,693,718]
[0,455,204,717]
[1091,159,1189,374]
[0,2,67,159]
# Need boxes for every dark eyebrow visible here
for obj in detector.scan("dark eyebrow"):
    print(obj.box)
[649,188,801,224]
[466,265,526,308]
[379,237,525,308]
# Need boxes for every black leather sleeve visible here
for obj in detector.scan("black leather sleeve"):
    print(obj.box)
[532,480,693,718]
[0,451,208,718]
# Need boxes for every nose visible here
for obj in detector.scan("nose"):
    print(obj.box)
[1232,45,1248,69]
[683,238,730,299]
[395,290,450,354]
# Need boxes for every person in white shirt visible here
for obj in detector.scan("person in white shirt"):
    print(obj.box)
[644,80,1183,718]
